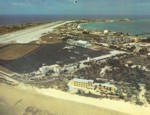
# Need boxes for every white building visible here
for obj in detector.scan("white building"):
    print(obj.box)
[103,30,109,34]
[68,78,117,93]
[39,64,61,76]
[75,40,92,48]
[48,64,61,73]
[77,25,81,29]
[39,66,50,76]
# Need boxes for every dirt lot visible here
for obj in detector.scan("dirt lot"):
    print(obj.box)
[120,55,150,68]
[39,33,62,44]
[0,44,40,60]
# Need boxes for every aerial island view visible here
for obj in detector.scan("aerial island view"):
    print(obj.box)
[0,0,150,115]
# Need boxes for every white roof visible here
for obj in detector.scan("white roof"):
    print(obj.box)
[77,40,88,44]
[103,30,109,34]
[48,64,60,68]
[72,78,94,83]
[93,82,115,87]
[101,83,115,87]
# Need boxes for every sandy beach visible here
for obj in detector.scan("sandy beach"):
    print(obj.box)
[0,83,150,115]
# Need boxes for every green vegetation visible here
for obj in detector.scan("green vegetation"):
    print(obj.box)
[145,91,150,104]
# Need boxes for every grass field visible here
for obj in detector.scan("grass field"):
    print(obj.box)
[0,44,40,60]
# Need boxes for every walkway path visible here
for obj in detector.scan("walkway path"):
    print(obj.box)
[139,85,149,107]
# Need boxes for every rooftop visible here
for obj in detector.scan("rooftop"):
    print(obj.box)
[76,40,88,44]
[93,82,115,87]
[72,78,94,83]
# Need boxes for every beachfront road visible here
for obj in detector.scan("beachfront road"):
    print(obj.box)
[0,21,71,44]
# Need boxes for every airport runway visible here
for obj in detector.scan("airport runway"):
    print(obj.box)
[0,21,71,44]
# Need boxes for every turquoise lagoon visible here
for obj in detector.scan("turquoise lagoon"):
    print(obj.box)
[80,20,150,37]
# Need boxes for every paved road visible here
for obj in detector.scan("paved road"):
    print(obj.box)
[0,21,71,44]
[139,85,149,106]
[0,71,19,84]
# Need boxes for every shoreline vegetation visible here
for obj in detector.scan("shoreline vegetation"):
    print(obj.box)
[0,21,52,35]
[0,18,132,35]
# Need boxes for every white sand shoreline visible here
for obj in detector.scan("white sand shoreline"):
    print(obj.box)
[0,83,126,115]
[17,83,150,115]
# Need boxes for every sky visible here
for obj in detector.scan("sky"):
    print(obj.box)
[0,0,150,15]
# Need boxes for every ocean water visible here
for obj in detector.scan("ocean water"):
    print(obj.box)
[0,15,150,26]
[0,15,150,37]
[81,19,150,37]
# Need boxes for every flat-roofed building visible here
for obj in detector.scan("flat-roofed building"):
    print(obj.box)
[69,78,94,90]
[68,78,117,93]
[75,40,92,48]
[93,83,117,92]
